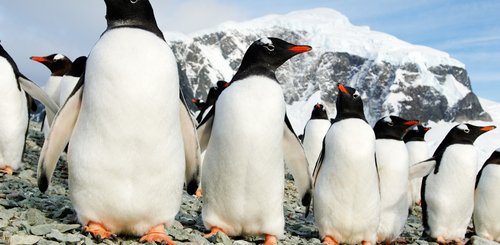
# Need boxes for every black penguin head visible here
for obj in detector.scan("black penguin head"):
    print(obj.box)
[104,0,163,39]
[30,54,72,76]
[334,84,366,122]
[216,80,229,89]
[441,123,496,146]
[66,56,87,77]
[232,37,311,81]
[310,103,329,120]
[373,116,419,140]
[403,125,431,143]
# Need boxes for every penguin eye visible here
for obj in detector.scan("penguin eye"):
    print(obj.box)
[130,0,138,3]
[464,128,470,134]
[264,44,275,52]
[388,122,394,126]
[352,94,359,99]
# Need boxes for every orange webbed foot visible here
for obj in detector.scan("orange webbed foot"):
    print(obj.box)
[361,241,372,245]
[323,235,339,245]
[195,188,203,198]
[0,166,14,175]
[84,221,115,242]
[204,226,224,238]
[263,234,278,245]
[139,224,175,245]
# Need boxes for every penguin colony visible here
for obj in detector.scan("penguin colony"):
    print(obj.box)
[0,1,499,244]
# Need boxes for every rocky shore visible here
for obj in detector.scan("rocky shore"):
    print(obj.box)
[0,122,496,245]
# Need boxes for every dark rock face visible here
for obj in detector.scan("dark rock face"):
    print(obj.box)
[169,27,490,123]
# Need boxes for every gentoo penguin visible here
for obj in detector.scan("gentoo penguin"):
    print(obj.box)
[404,125,431,206]
[302,103,330,175]
[36,0,200,243]
[195,80,228,123]
[474,149,500,242]
[421,123,496,244]
[374,115,419,243]
[30,53,72,136]
[0,43,59,175]
[197,37,313,245]
[314,84,379,245]
[59,56,86,106]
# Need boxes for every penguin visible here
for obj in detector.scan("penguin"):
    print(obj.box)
[313,84,379,245]
[374,115,419,243]
[36,0,200,243]
[421,123,496,244]
[302,103,330,175]
[404,125,431,206]
[195,80,228,123]
[473,149,500,242]
[196,37,313,245]
[0,42,59,175]
[30,53,72,137]
[59,56,87,106]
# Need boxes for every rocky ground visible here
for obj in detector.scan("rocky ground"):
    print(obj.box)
[0,122,497,245]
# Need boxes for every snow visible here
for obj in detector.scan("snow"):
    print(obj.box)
[174,8,464,68]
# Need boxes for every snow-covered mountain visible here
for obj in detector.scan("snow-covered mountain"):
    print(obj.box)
[165,8,490,125]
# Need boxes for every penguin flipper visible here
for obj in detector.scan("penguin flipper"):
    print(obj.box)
[37,79,84,193]
[409,157,436,179]
[197,107,214,152]
[283,114,313,208]
[17,75,59,125]
[179,92,201,195]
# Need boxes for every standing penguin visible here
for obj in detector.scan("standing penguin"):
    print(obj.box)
[404,125,431,206]
[421,123,496,244]
[473,149,500,242]
[197,37,313,245]
[0,43,59,175]
[37,0,200,243]
[59,56,86,106]
[374,116,419,243]
[314,84,379,245]
[302,103,330,175]
[30,53,72,137]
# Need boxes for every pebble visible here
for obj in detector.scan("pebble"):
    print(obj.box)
[45,229,82,243]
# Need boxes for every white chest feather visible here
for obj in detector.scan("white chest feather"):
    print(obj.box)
[302,119,330,174]
[474,164,500,241]
[68,28,183,235]
[375,139,410,240]
[0,58,28,169]
[202,76,287,237]
[59,75,79,105]
[44,76,63,106]
[425,144,478,239]
[314,119,379,243]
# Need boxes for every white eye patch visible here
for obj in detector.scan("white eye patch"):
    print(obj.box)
[457,124,469,131]
[383,116,393,124]
[353,90,360,97]
[54,54,65,60]
[259,37,273,45]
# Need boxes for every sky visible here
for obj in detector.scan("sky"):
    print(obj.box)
[1,0,499,102]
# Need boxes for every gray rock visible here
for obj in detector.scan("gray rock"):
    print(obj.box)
[168,228,190,241]
[24,208,47,225]
[0,219,9,229]
[30,224,80,236]
[233,240,255,245]
[0,208,15,220]
[206,232,232,245]
[470,235,500,245]
[8,235,41,245]
[189,233,211,245]
[36,239,60,245]
[45,229,82,243]
[18,170,35,181]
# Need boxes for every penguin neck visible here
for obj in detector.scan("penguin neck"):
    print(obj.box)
[332,112,367,124]
[231,64,277,83]
[105,20,165,40]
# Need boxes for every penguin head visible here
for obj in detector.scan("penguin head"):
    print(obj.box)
[443,123,496,145]
[216,80,229,89]
[191,99,205,110]
[310,103,329,120]
[235,37,312,77]
[65,56,87,77]
[373,116,419,140]
[403,125,431,143]
[30,54,72,76]
[104,0,162,38]
[335,83,366,121]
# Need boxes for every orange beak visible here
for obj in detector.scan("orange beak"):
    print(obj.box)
[404,120,420,126]
[192,99,200,103]
[288,45,312,53]
[480,126,496,132]
[315,103,321,109]
[424,127,431,132]
[338,84,349,95]
[30,56,48,63]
